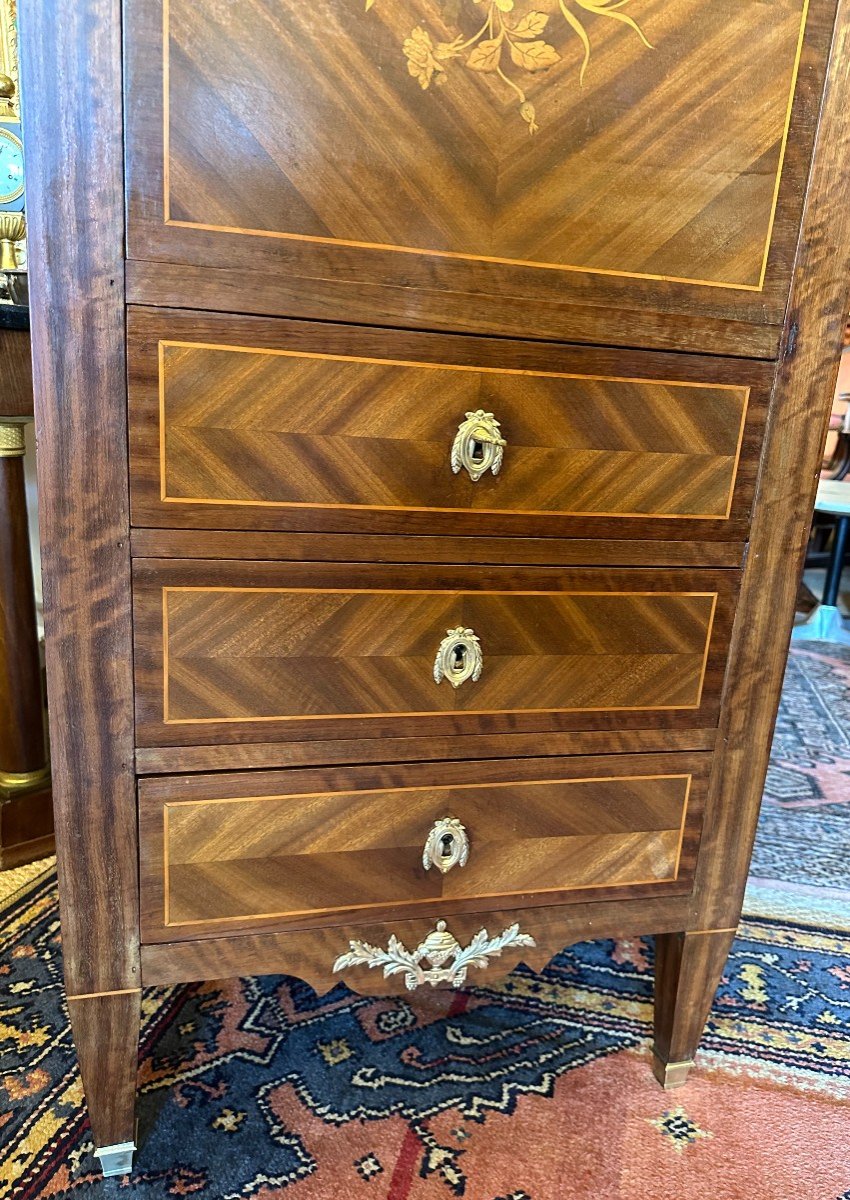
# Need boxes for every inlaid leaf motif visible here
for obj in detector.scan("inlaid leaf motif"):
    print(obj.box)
[375,0,652,131]
[559,0,592,82]
[510,11,549,38]
[509,39,561,71]
[467,38,503,72]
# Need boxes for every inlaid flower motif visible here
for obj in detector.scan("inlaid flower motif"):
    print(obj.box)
[403,26,445,88]
[367,0,652,132]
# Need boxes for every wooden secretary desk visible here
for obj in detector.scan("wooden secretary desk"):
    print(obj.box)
[20,0,850,1176]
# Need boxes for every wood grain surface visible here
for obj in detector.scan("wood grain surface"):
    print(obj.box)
[27,0,850,1157]
[687,0,850,932]
[0,452,46,773]
[0,329,33,418]
[66,990,141,1149]
[127,309,768,537]
[139,893,695,991]
[138,753,708,941]
[19,0,140,1000]
[132,560,737,746]
[122,0,838,356]
[129,529,746,569]
[135,726,718,775]
[652,928,737,1085]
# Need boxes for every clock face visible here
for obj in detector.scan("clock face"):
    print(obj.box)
[0,126,24,206]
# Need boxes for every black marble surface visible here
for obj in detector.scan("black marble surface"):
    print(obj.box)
[0,301,29,330]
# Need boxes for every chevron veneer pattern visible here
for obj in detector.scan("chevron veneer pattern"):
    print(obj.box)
[155,341,749,519]
[165,0,809,286]
[137,762,705,939]
[158,587,716,722]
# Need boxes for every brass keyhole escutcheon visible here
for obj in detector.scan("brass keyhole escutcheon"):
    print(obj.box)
[451,409,506,482]
[433,626,483,688]
[422,817,470,875]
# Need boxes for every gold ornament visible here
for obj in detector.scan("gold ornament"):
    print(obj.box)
[0,211,24,271]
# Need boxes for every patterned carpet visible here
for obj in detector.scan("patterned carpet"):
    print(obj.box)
[2,643,850,1199]
[746,641,850,930]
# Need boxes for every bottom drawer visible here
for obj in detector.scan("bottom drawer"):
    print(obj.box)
[139,753,709,943]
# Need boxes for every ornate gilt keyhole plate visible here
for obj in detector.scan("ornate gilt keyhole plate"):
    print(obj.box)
[422,816,470,874]
[433,626,484,688]
[451,409,506,482]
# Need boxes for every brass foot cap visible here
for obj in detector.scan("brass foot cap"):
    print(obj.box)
[651,1052,695,1089]
[94,1141,135,1177]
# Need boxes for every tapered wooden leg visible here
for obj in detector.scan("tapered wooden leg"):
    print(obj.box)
[652,928,736,1089]
[67,990,141,1175]
[0,422,53,870]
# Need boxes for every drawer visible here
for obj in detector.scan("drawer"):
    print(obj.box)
[124,0,834,357]
[127,308,772,541]
[133,560,737,748]
[138,753,709,942]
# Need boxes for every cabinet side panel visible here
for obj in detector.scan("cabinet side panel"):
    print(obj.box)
[691,0,850,929]
[19,0,139,994]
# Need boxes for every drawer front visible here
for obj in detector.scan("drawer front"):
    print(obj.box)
[128,309,770,540]
[138,753,709,942]
[124,0,836,356]
[133,561,737,747]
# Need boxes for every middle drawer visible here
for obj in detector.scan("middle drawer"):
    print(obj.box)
[133,561,737,748]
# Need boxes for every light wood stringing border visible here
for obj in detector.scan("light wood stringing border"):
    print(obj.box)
[160,0,810,292]
[160,587,719,724]
[157,339,751,521]
[159,772,694,929]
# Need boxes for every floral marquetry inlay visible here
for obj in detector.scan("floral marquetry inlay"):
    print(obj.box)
[368,0,652,132]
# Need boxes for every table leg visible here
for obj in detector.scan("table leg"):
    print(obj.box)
[822,514,850,606]
[0,420,52,867]
[792,510,850,645]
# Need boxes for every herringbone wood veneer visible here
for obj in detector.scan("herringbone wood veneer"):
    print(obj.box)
[123,1,839,356]
[154,341,749,518]
[127,308,773,541]
[132,561,737,746]
[138,754,708,940]
[162,0,805,286]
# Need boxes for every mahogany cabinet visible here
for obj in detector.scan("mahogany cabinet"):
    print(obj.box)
[20,0,850,1177]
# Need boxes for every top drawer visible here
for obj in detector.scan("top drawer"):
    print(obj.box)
[123,0,837,356]
[128,308,771,541]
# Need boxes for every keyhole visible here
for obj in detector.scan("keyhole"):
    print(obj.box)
[470,438,484,463]
[440,833,455,860]
[452,644,467,672]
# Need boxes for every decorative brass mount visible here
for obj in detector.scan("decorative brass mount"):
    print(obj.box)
[0,765,51,800]
[333,918,536,991]
[0,419,25,457]
[0,212,24,271]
